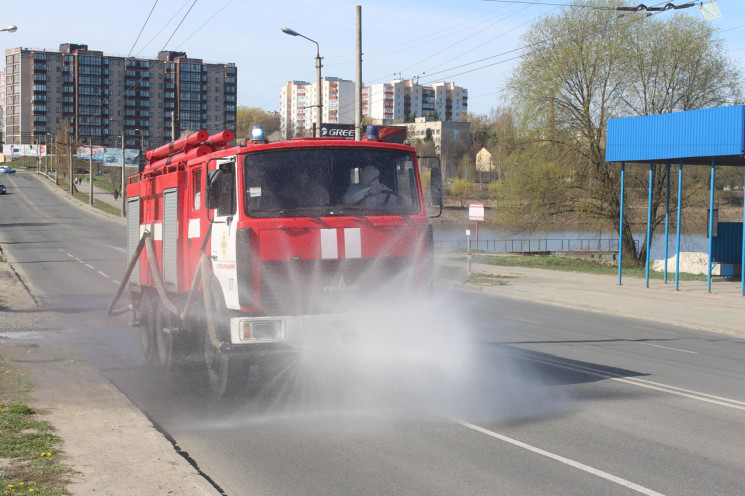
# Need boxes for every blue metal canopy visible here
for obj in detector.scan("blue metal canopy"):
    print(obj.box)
[607,104,745,165]
[605,105,745,295]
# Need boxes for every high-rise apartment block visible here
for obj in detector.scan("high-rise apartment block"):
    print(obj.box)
[363,79,468,122]
[280,77,467,139]
[3,43,237,149]
[280,77,355,138]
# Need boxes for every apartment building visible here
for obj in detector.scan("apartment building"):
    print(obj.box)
[279,77,355,138]
[405,116,470,154]
[363,79,468,122]
[280,77,467,139]
[3,43,237,149]
[0,69,5,140]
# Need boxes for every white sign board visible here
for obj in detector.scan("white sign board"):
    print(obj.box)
[466,229,471,236]
[469,203,484,222]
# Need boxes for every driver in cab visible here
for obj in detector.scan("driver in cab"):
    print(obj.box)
[343,166,401,207]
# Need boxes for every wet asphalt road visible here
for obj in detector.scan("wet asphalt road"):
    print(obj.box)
[2,172,744,496]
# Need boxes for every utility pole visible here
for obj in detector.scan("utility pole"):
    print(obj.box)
[54,138,59,185]
[68,137,74,196]
[120,134,125,217]
[88,138,94,206]
[355,5,362,141]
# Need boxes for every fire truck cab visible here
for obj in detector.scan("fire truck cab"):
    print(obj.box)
[121,127,442,396]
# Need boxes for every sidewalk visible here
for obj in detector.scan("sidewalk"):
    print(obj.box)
[75,176,123,210]
[437,253,745,338]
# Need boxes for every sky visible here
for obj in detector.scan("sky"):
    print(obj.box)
[2,0,743,117]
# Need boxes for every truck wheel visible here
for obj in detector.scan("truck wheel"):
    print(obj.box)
[203,282,248,397]
[139,294,158,363]
[156,301,180,370]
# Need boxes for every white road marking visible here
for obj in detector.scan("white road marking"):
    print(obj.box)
[112,280,120,285]
[458,420,665,496]
[508,316,542,324]
[516,351,745,410]
[63,250,119,285]
[635,342,697,354]
[613,377,745,410]
[107,245,126,253]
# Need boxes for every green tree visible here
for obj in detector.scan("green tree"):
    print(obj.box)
[236,107,280,141]
[449,178,474,207]
[503,1,742,262]
[412,139,437,159]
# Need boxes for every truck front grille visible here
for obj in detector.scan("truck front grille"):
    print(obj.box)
[260,257,414,312]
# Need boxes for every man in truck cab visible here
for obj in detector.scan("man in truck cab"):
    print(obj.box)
[343,165,402,207]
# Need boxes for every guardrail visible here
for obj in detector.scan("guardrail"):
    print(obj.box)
[435,237,635,255]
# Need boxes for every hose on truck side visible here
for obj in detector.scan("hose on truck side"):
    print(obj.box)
[106,232,149,316]
[107,231,224,350]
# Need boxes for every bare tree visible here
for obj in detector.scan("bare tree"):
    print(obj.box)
[502,1,743,262]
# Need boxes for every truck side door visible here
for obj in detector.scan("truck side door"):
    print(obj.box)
[208,156,241,310]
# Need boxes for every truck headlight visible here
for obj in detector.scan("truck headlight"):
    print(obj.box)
[240,320,283,341]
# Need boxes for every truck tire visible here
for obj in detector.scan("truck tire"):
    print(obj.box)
[139,293,158,363]
[156,300,181,370]
[203,281,248,397]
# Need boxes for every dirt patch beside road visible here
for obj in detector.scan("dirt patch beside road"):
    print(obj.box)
[0,259,220,495]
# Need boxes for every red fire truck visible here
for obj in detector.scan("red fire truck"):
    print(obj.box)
[110,127,442,396]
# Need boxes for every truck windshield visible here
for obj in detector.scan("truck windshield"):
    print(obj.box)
[243,147,421,217]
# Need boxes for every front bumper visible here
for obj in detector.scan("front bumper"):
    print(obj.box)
[229,313,362,347]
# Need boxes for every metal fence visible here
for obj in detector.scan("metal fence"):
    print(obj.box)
[435,237,626,254]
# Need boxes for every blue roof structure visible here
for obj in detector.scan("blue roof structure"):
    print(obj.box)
[605,105,745,295]
[606,105,745,165]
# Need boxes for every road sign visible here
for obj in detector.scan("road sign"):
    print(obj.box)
[469,203,484,221]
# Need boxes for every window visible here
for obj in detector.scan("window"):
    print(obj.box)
[192,170,202,211]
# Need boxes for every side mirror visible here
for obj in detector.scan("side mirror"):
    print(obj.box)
[417,155,443,219]
[206,168,222,210]
[430,166,443,207]
[206,162,234,210]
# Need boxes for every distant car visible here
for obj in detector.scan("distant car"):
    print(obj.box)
[0,184,6,194]
[0,166,16,173]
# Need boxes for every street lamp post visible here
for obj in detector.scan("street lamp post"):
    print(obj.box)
[0,25,17,33]
[88,138,93,206]
[282,27,322,138]
[45,133,52,175]
[120,133,125,217]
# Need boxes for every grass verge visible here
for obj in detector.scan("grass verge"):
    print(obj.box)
[469,252,708,281]
[0,355,71,495]
[70,190,121,216]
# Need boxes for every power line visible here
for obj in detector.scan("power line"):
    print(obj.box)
[175,0,233,50]
[335,3,670,117]
[128,0,159,57]
[134,0,193,58]
[159,0,199,52]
